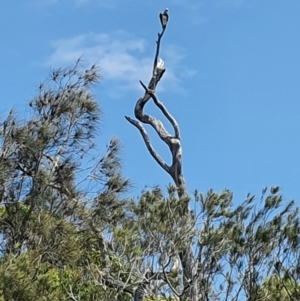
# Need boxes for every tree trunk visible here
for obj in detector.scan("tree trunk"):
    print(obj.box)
[126,9,199,301]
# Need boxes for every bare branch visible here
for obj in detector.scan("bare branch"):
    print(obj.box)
[126,9,185,193]
[149,92,180,139]
[161,254,181,297]
[125,116,170,174]
[125,8,199,301]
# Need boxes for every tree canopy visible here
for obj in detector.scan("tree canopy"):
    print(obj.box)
[0,9,300,301]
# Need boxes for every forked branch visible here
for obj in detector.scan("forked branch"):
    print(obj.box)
[125,8,185,192]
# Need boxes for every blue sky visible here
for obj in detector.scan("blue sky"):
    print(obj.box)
[1,0,300,204]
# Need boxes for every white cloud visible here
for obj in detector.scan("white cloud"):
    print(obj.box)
[47,31,196,94]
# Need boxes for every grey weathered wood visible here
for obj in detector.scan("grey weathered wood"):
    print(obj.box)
[126,9,199,301]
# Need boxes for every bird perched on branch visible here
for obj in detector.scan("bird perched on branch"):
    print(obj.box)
[156,58,165,71]
[159,8,169,29]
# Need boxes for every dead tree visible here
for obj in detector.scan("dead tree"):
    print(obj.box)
[125,8,199,301]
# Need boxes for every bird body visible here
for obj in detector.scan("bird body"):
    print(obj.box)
[159,8,169,29]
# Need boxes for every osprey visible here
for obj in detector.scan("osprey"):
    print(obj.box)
[159,8,169,29]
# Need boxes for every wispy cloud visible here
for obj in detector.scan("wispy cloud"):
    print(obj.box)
[47,31,196,94]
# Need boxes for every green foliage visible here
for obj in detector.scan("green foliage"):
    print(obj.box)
[0,62,131,301]
[0,252,62,300]
[258,275,300,300]
[111,186,300,300]
[0,250,111,301]
[1,61,300,301]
